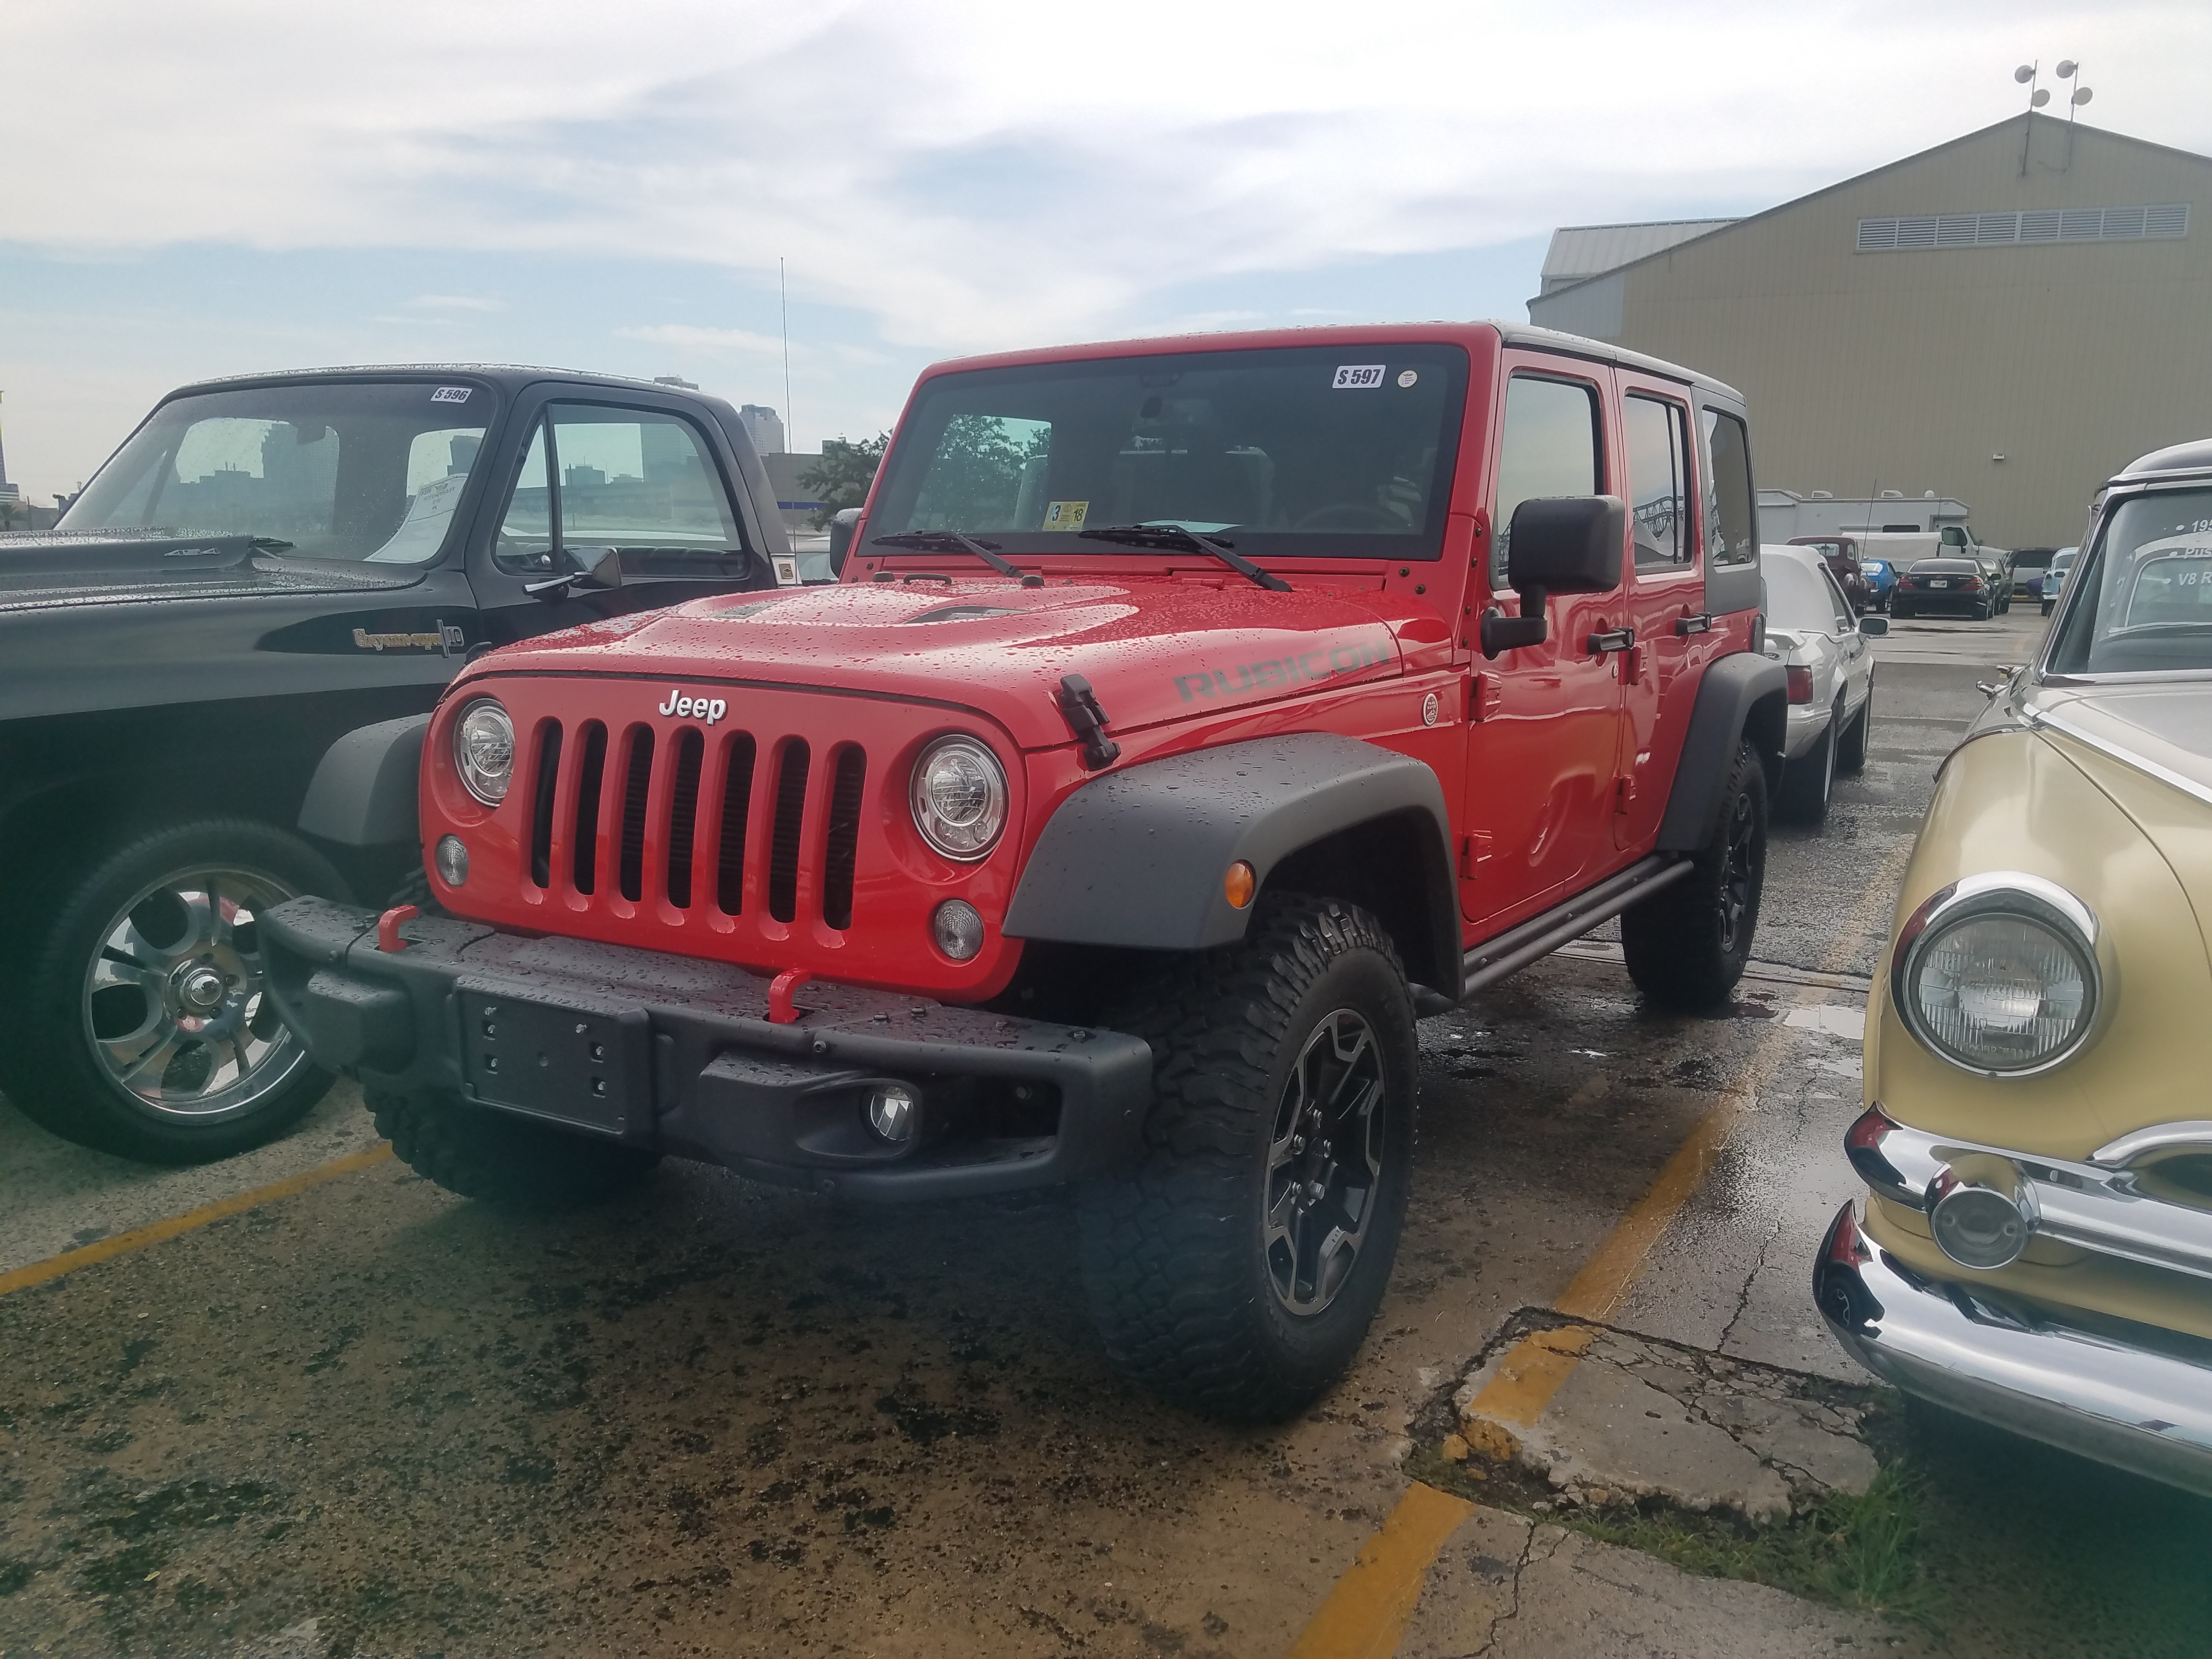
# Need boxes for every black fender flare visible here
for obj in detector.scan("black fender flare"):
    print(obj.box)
[1002,732,1461,998]
[297,714,430,848]
[1656,652,1788,851]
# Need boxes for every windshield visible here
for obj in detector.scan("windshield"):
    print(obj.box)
[60,381,493,563]
[866,343,1469,561]
[2050,489,2212,675]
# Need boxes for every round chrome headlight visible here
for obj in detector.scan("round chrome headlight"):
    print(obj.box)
[453,698,516,807]
[1893,872,2102,1075]
[910,736,1007,861]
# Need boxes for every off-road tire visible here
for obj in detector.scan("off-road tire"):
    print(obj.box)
[1078,895,1417,1422]
[370,1088,661,1208]
[1775,702,1838,824]
[1837,684,1872,774]
[0,819,346,1164]
[1622,740,1768,1011]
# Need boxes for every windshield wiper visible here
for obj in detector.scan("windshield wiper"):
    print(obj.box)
[1076,524,1291,592]
[872,531,1042,586]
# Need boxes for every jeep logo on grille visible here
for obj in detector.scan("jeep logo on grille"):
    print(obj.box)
[658,690,727,725]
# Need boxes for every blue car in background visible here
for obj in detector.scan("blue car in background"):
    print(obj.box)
[1858,555,1898,612]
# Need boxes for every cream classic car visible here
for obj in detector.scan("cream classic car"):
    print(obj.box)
[1816,437,2212,1497]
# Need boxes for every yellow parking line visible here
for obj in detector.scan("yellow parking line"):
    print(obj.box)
[0,1144,393,1299]
[1284,842,1915,1656]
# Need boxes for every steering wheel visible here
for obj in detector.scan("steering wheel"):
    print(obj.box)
[1293,502,1400,532]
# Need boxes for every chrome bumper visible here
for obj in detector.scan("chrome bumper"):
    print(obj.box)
[1816,1205,2212,1498]
[1846,1107,2212,1283]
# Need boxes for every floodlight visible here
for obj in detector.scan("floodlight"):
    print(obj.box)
[2014,64,2035,83]
[2056,60,2077,77]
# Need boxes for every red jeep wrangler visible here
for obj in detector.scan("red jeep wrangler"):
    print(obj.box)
[267,325,1785,1419]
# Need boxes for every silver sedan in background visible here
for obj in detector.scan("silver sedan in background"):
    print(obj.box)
[1762,544,1884,823]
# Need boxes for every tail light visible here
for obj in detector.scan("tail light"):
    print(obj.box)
[1786,665,1814,703]
[1960,577,1983,590]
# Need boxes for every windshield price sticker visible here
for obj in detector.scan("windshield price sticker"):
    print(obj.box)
[1333,365,1387,390]
[1042,500,1089,531]
[430,386,473,404]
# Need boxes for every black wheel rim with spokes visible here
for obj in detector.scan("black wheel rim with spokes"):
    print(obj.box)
[80,866,312,1122]
[1263,1008,1388,1317]
[1719,790,1758,953]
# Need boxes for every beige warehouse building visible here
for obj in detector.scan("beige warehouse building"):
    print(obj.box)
[1527,114,2212,549]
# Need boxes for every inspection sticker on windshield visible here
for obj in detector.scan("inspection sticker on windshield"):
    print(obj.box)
[1042,500,1089,530]
[1333,364,1386,390]
[430,385,473,404]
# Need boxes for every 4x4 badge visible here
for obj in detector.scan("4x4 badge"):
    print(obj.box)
[658,690,727,725]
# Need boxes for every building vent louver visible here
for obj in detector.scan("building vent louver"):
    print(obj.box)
[1858,205,2188,252]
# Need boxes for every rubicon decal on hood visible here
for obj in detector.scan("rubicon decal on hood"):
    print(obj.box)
[1173,634,1394,703]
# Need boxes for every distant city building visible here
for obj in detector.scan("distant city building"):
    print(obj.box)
[759,452,825,536]
[0,390,18,500]
[738,404,787,457]
[1527,113,2212,548]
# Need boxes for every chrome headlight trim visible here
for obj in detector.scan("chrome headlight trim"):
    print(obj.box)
[909,735,1008,862]
[452,697,516,808]
[1892,871,2106,1077]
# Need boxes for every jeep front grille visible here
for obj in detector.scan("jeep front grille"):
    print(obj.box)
[524,717,869,934]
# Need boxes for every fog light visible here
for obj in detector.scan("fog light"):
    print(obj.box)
[932,899,985,961]
[866,1084,918,1144]
[435,834,469,887]
[1929,1156,2037,1269]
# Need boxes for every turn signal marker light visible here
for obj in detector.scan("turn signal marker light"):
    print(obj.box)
[1224,860,1256,910]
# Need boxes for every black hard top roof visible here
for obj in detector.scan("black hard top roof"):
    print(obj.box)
[2114,437,2212,484]
[162,364,724,402]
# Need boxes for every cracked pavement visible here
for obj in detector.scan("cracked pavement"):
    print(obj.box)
[4,611,2208,1657]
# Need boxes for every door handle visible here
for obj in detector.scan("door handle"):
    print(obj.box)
[1585,626,1635,655]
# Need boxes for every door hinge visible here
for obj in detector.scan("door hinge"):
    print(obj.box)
[1458,831,1493,878]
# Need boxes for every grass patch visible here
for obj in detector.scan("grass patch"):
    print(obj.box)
[1409,1449,1937,1629]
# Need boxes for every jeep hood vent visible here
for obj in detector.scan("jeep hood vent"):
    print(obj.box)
[902,605,1023,624]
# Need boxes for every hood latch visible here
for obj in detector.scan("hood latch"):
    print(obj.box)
[1056,674,1121,770]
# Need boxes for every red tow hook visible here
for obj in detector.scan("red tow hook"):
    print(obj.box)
[376,905,419,953]
[768,968,814,1025]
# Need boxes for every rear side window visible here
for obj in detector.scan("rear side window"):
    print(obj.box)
[495,404,748,577]
[1700,409,1755,567]
[1624,394,1693,569]
[1493,374,1602,585]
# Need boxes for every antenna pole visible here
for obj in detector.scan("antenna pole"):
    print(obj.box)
[780,258,793,455]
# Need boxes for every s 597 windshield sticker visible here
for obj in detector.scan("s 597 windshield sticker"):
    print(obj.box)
[1332,365,1386,390]
[1173,635,1392,703]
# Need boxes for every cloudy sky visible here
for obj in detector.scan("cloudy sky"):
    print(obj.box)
[3,0,2207,503]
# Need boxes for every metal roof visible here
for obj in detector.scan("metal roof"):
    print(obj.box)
[1539,220,1740,292]
[2115,437,2212,482]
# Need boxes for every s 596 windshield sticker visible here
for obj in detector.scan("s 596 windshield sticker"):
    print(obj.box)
[430,386,473,404]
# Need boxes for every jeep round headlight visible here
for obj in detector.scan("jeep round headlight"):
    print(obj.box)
[453,698,515,807]
[910,736,1007,861]
[1893,873,2101,1075]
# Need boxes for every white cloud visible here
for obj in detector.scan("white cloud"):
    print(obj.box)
[408,294,503,312]
[4,0,2205,360]
[616,323,787,356]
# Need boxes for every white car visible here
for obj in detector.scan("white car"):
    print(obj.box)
[2040,545,2078,616]
[1761,544,1885,823]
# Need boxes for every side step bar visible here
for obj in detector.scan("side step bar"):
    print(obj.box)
[1418,854,1694,1014]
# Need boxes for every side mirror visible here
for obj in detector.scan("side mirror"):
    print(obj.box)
[1482,495,1626,658]
[1858,614,1889,636]
[828,507,862,575]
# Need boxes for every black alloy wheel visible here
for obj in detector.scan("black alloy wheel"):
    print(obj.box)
[1079,894,1417,1421]
[1623,739,1768,1010]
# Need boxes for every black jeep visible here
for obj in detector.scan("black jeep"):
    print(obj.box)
[0,365,791,1163]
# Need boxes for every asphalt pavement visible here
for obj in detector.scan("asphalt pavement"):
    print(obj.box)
[3,602,2206,1659]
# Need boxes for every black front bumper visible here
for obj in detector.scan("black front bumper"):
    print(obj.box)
[262,899,1155,1201]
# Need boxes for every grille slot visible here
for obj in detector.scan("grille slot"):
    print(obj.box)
[571,722,608,895]
[768,740,811,924]
[528,720,563,889]
[715,733,759,916]
[618,725,654,902]
[665,727,704,910]
[821,746,867,931]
